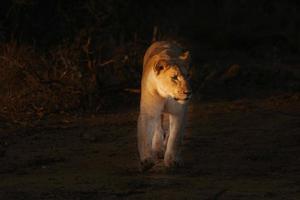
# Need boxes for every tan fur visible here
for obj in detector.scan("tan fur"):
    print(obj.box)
[138,41,192,171]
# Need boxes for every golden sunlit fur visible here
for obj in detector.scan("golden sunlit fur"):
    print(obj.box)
[138,41,192,171]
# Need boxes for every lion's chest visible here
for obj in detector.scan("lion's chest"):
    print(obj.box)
[163,98,187,115]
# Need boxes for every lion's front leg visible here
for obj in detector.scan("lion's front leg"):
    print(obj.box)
[137,114,159,171]
[164,111,186,168]
[152,115,165,160]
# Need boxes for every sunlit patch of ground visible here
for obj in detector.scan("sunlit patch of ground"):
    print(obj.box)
[0,93,299,200]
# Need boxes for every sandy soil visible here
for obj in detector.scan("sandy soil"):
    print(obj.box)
[0,94,300,200]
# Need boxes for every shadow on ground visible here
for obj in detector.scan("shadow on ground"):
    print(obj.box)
[0,93,299,200]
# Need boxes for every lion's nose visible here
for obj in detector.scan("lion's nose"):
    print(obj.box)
[184,91,192,96]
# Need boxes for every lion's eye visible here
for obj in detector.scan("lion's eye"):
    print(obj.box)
[171,75,178,81]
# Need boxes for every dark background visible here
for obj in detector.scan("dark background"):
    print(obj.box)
[2,0,300,51]
[2,0,300,48]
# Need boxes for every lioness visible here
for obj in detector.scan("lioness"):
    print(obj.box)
[138,41,192,171]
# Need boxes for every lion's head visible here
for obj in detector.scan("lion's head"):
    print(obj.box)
[153,51,192,102]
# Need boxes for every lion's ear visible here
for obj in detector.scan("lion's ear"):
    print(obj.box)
[154,60,168,75]
[179,51,190,62]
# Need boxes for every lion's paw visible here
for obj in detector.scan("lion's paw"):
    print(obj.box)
[140,158,155,172]
[153,149,165,160]
[164,156,184,169]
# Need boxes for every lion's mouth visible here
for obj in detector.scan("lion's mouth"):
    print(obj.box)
[173,91,192,102]
[174,97,190,101]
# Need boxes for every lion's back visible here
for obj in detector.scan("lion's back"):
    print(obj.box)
[143,41,183,69]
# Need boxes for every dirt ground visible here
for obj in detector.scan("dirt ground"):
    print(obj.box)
[0,93,299,200]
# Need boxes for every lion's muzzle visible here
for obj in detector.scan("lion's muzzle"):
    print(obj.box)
[174,90,192,101]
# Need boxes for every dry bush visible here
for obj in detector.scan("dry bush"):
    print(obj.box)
[0,42,82,123]
[0,35,145,123]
